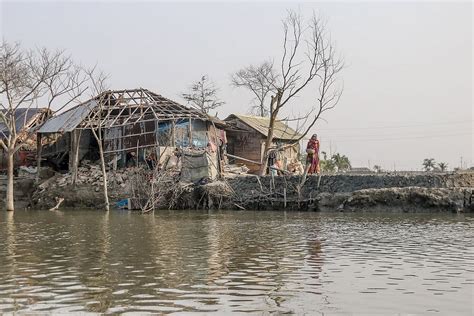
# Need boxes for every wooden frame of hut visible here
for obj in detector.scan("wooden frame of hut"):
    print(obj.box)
[36,88,226,177]
[224,114,301,174]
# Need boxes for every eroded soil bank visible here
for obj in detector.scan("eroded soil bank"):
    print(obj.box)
[15,170,473,212]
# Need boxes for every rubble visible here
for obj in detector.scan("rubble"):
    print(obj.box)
[35,160,145,192]
[223,164,250,176]
[31,161,151,209]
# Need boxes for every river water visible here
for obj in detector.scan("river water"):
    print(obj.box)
[0,210,472,314]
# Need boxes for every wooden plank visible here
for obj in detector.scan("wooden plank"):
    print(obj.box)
[225,153,262,165]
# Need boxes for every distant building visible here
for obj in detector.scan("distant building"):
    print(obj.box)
[0,108,51,170]
[224,114,301,174]
[348,167,374,174]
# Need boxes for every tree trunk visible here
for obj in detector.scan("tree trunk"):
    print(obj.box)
[36,134,42,184]
[97,140,110,212]
[259,122,275,176]
[259,95,279,176]
[6,149,15,211]
[91,127,110,212]
[71,130,82,185]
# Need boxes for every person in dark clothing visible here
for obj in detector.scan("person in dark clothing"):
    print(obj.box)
[126,151,137,168]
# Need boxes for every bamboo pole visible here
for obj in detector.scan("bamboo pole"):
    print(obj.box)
[136,139,139,168]
[225,153,262,165]
[36,134,42,184]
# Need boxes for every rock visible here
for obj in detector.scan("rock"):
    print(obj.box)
[115,174,123,184]
[339,187,467,212]
[316,192,350,211]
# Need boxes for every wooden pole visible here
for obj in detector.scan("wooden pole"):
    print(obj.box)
[70,130,76,183]
[72,129,82,185]
[36,133,42,184]
[188,117,192,146]
[151,181,155,213]
[136,139,139,168]
[225,153,262,165]
[171,120,176,146]
[270,172,274,193]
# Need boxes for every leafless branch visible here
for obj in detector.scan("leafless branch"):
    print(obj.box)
[0,40,101,211]
[231,61,277,117]
[229,10,344,175]
[182,75,225,114]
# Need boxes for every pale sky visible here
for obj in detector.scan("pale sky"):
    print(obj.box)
[1,1,472,170]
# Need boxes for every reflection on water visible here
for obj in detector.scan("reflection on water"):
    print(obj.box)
[0,210,472,314]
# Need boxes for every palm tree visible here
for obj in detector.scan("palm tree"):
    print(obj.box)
[373,165,383,173]
[422,158,436,171]
[438,162,448,172]
[332,153,351,171]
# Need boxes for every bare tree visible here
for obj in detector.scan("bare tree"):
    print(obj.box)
[231,61,277,117]
[0,41,88,211]
[233,11,344,175]
[83,69,110,211]
[182,75,225,114]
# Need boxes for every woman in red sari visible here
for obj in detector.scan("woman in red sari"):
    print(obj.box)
[306,134,320,174]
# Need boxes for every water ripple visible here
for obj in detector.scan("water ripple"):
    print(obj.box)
[0,211,472,314]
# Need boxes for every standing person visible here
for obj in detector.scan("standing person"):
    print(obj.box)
[306,134,320,174]
[267,150,277,174]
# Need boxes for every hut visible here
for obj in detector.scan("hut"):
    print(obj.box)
[0,108,51,170]
[37,88,226,177]
[224,114,301,174]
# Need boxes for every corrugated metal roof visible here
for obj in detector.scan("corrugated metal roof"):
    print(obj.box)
[225,114,302,141]
[1,108,42,132]
[0,108,47,138]
[38,100,96,134]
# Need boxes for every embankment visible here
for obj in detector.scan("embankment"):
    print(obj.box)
[209,173,474,212]
[22,170,474,212]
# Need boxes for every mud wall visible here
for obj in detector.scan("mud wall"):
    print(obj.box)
[222,172,474,212]
[227,172,474,194]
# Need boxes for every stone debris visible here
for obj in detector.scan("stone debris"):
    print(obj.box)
[223,164,249,176]
[36,160,144,193]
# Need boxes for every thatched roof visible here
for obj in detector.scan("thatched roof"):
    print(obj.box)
[225,114,301,141]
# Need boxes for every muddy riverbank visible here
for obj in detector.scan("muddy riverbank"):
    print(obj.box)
[8,170,471,212]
